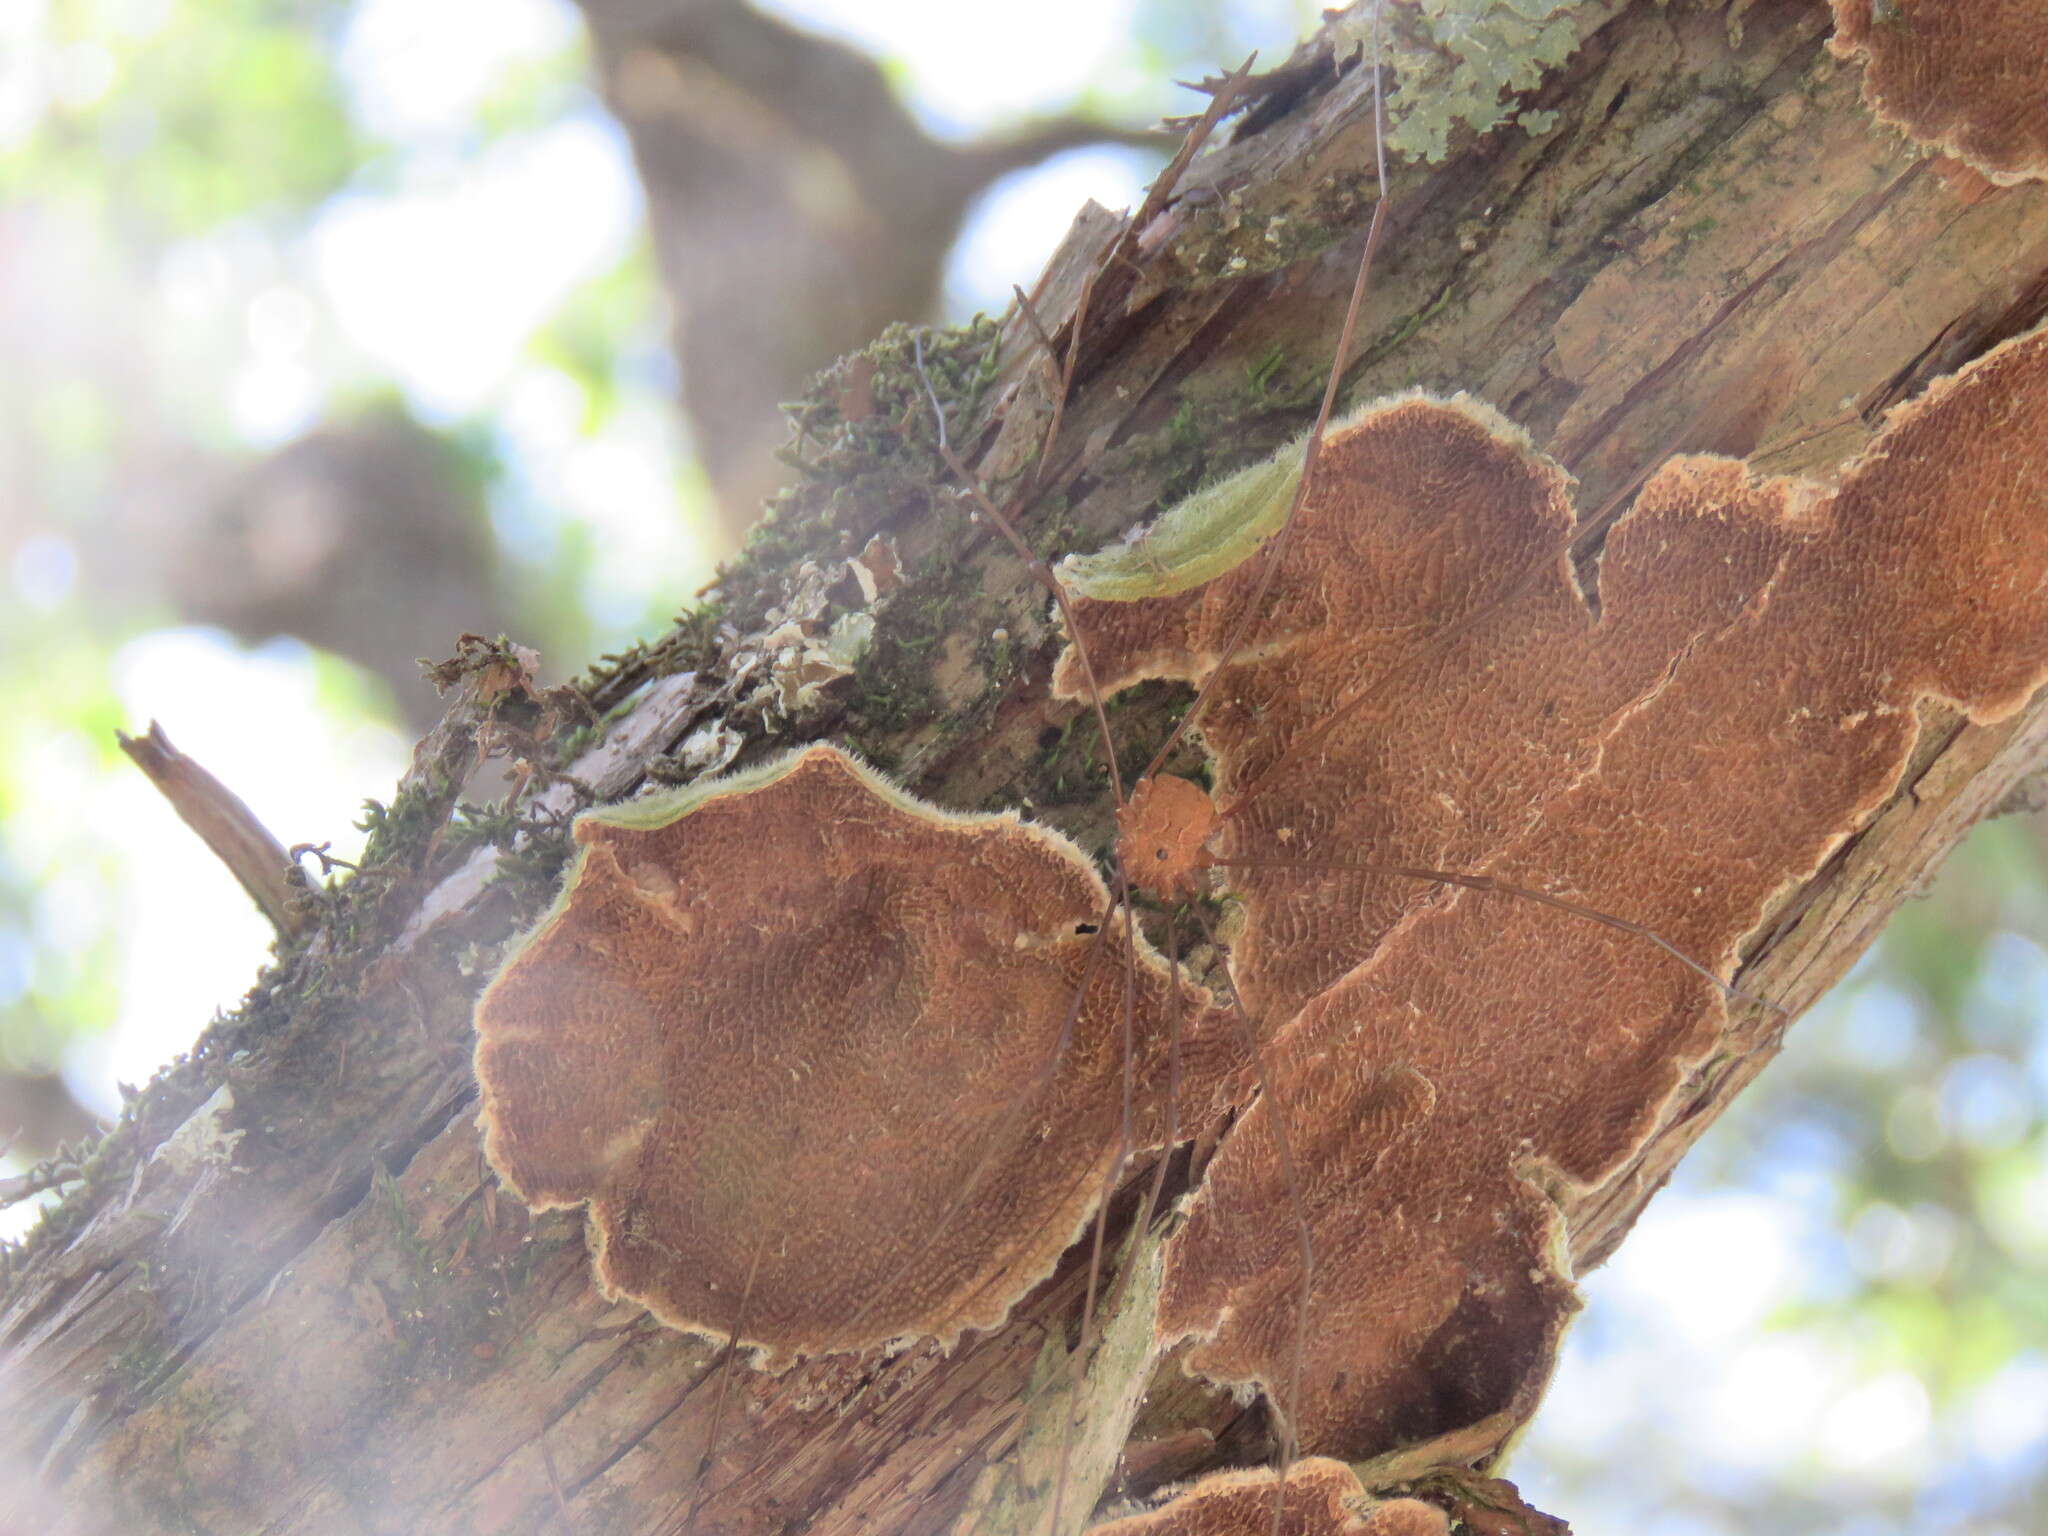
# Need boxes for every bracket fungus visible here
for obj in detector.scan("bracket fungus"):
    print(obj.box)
[475,744,1229,1362]
[1828,0,2048,185]
[1056,328,2048,1463]
[1087,1460,1447,1536]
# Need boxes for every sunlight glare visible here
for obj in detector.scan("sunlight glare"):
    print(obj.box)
[340,0,578,142]
[944,146,1157,316]
[312,117,639,416]
[756,0,1134,137]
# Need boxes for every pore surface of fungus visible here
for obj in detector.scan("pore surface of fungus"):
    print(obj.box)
[1057,330,2048,1461]
[1086,1460,1447,1536]
[1058,392,1594,1030]
[1828,0,2048,185]
[475,744,1229,1362]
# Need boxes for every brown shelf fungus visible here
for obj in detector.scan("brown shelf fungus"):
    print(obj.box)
[474,744,1230,1363]
[1829,0,2048,185]
[1055,328,2048,1466]
[1087,1461,1447,1536]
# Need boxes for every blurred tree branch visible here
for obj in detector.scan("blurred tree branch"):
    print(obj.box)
[576,0,1170,541]
[152,406,509,734]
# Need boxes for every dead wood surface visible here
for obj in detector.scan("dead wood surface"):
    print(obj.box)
[4,4,2045,1533]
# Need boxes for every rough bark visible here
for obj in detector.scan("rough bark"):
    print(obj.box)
[4,4,2045,1533]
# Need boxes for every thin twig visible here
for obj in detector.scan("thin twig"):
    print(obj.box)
[0,1161,83,1210]
[1123,53,1261,254]
[1141,32,1393,787]
[1012,283,1067,396]
[1035,259,1099,488]
[1215,856,1782,1015]
[1746,404,1866,468]
[679,1231,769,1534]
[1105,911,1184,1328]
[539,1422,576,1533]
[1191,907,1315,1536]
[118,720,301,935]
[1048,875,1143,1536]
[1033,53,1261,491]
[914,333,1126,803]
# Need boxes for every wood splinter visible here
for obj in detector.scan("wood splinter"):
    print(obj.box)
[116,720,302,937]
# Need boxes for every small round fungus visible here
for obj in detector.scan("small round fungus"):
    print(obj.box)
[474,744,1226,1362]
[1118,773,1220,902]
[1829,0,2048,185]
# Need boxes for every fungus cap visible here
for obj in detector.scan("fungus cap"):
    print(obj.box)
[1828,0,2048,185]
[475,744,1230,1362]
[1085,1461,1446,1536]
[1056,328,2048,1463]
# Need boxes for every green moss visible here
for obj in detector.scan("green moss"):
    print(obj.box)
[1244,344,1288,403]
[355,769,456,872]
[575,600,725,716]
[689,316,1004,646]
[490,828,575,901]
[550,721,599,762]
[1031,495,1077,562]
[842,595,948,737]
[350,1163,540,1385]
[1142,3,1600,295]
[977,624,1022,686]
[1358,279,1458,371]
[112,1332,182,1397]
[781,317,998,480]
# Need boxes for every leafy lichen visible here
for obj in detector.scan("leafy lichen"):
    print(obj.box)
[1339,0,1586,164]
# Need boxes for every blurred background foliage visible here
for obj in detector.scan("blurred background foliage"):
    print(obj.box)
[0,1,2042,1531]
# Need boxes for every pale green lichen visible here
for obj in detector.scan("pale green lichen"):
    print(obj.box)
[1055,442,1301,602]
[1338,0,1590,163]
[1057,389,1536,603]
